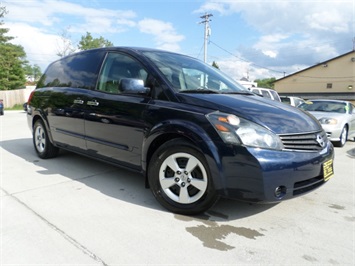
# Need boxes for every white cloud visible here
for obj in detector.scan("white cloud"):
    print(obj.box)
[137,19,185,52]
[216,58,251,80]
[196,0,353,79]
[306,11,349,33]
[3,0,185,70]
[2,0,139,70]
[197,0,352,33]
[253,34,289,58]
[7,22,61,70]
[5,0,137,33]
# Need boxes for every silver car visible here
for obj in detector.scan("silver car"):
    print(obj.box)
[299,99,355,147]
[280,96,305,107]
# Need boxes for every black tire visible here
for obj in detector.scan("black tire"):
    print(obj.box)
[33,120,59,159]
[148,139,218,215]
[334,126,348,147]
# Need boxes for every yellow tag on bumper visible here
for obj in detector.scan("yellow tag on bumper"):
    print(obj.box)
[323,159,334,181]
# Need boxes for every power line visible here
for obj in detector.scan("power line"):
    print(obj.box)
[208,40,354,80]
[209,40,285,74]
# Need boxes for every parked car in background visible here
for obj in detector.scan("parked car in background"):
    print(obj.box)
[27,47,334,214]
[280,96,305,107]
[250,87,281,101]
[299,99,355,147]
[0,99,4,115]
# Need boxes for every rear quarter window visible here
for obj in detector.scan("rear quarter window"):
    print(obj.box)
[38,50,106,90]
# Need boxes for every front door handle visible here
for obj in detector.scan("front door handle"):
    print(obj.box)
[87,100,99,106]
[73,99,84,104]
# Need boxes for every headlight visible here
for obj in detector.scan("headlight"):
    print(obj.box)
[206,112,284,150]
[319,117,337,125]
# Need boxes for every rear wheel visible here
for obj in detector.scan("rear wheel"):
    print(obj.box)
[148,139,218,215]
[334,126,348,147]
[33,120,59,158]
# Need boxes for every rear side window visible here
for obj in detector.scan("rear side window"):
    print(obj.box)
[38,50,105,90]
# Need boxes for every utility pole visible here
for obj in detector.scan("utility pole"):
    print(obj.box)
[199,13,213,63]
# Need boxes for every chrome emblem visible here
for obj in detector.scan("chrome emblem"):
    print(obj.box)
[316,134,325,148]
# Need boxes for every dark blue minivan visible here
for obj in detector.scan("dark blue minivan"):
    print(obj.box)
[27,47,334,214]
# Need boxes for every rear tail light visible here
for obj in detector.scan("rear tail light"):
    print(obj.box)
[27,90,35,105]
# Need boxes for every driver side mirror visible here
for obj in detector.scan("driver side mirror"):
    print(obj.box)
[119,78,150,95]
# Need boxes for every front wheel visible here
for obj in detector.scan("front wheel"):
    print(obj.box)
[148,139,218,215]
[334,126,348,147]
[33,120,59,159]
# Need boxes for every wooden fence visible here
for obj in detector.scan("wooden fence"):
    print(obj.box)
[0,86,36,108]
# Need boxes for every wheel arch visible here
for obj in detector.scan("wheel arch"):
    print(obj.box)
[343,123,349,140]
[142,120,226,194]
[31,111,56,145]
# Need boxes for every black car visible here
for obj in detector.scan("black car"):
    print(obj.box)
[27,47,334,214]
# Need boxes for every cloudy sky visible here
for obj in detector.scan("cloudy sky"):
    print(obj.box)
[2,0,354,81]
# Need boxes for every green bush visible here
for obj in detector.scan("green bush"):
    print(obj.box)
[5,103,24,110]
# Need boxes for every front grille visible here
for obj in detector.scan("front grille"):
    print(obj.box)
[279,131,328,151]
[293,175,324,196]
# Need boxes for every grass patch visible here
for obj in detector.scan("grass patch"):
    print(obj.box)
[5,103,25,110]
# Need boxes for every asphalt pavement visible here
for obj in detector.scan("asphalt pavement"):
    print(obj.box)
[1,110,354,265]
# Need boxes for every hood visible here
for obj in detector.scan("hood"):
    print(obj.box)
[177,93,321,134]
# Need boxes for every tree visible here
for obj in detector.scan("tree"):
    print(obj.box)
[24,63,42,81]
[56,27,76,57]
[0,5,26,90]
[254,77,276,89]
[0,6,12,43]
[78,32,113,51]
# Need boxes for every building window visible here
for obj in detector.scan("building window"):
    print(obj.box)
[326,83,332,89]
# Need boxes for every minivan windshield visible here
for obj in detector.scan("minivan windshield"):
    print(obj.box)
[142,51,250,94]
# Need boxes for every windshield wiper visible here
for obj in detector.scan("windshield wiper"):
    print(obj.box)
[180,88,219,94]
[221,91,254,95]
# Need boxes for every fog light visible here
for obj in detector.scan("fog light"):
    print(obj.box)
[274,186,287,199]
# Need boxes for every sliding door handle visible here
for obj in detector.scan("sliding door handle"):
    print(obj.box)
[87,100,99,106]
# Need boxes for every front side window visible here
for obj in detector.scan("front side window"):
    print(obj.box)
[97,52,148,94]
[142,51,248,93]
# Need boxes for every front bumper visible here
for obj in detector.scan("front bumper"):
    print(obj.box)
[219,141,334,202]
[321,124,343,141]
